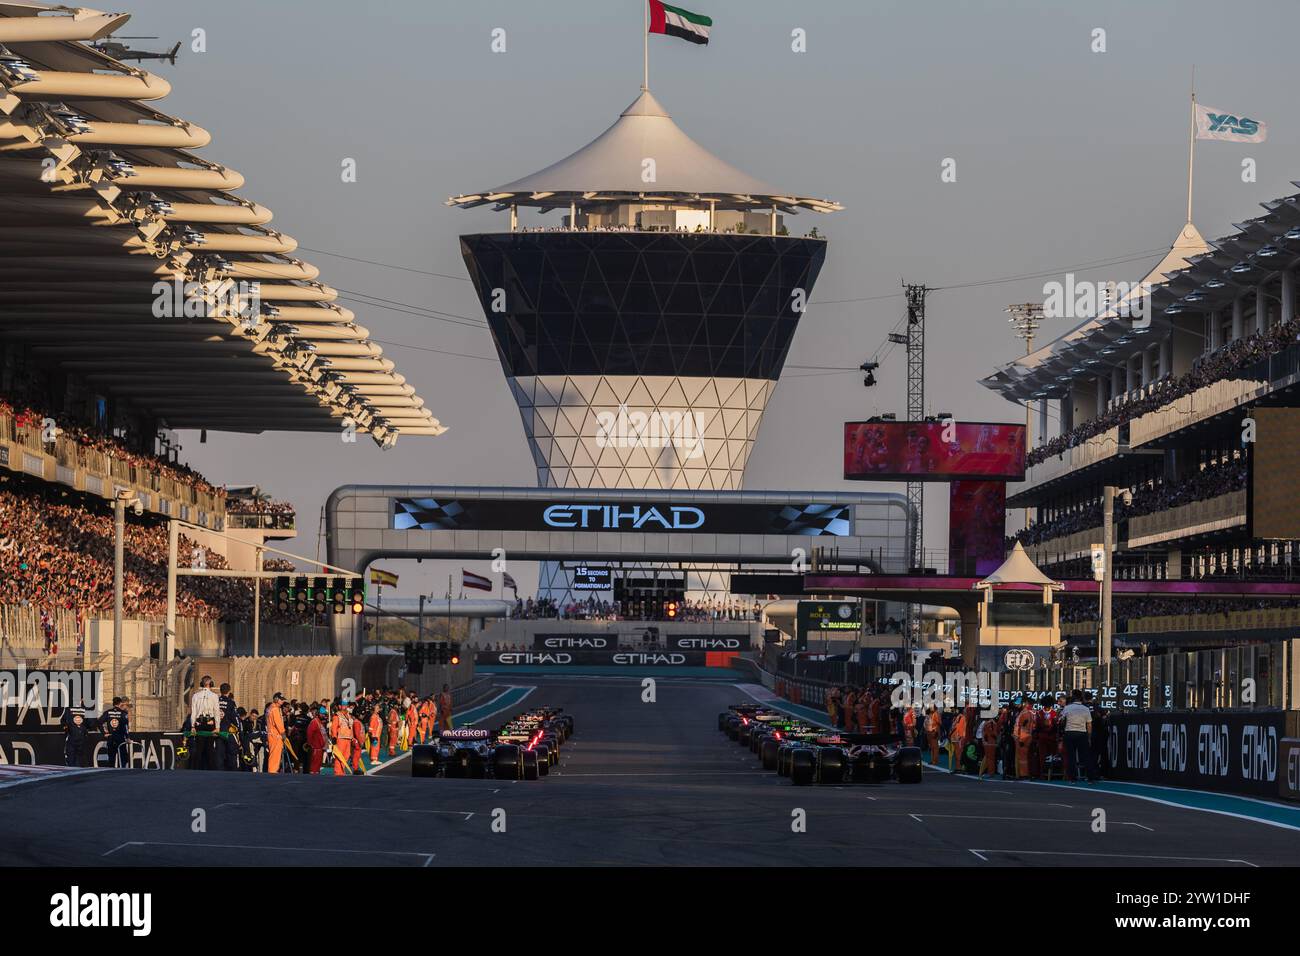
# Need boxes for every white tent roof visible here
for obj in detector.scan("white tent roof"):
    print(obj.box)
[976,541,1062,589]
[447,90,842,214]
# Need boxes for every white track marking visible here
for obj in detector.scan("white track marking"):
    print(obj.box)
[102,841,435,864]
[969,848,1256,866]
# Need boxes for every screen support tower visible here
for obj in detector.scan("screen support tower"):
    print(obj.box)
[903,282,928,650]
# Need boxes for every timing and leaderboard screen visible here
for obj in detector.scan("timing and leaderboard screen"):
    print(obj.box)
[1250,407,1300,538]
[844,421,1026,481]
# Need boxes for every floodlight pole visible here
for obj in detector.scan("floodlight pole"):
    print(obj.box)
[113,494,124,696]
[166,519,178,662]
[1100,485,1116,668]
[1006,303,1045,532]
[642,0,649,91]
[252,546,262,658]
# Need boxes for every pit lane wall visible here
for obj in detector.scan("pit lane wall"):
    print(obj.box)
[1104,710,1285,798]
[475,629,751,668]
[0,653,477,755]
[760,659,1300,800]
[475,649,742,668]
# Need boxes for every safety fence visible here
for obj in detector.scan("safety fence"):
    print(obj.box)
[0,410,224,524]
[764,640,1296,714]
[1000,640,1293,711]
[1063,607,1300,638]
[0,605,82,655]
[0,606,337,658]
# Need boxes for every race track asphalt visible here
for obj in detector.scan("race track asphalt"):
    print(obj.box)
[2,675,1297,866]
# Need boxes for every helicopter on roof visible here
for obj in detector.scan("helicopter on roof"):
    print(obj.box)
[91,35,181,65]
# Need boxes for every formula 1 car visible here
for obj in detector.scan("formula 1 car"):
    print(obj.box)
[411,706,573,780]
[778,732,922,786]
[718,705,823,771]
[719,704,921,785]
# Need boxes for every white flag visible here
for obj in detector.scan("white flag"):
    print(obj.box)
[1194,103,1267,143]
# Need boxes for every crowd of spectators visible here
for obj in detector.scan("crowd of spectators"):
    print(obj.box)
[1027,314,1300,468]
[0,389,222,498]
[514,222,823,239]
[225,496,296,529]
[1059,595,1300,626]
[0,479,302,623]
[510,594,763,623]
[1011,456,1247,547]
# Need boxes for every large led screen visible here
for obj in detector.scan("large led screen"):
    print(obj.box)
[844,421,1026,481]
[1250,407,1300,539]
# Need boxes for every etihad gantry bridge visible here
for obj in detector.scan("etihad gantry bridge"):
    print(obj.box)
[0,2,443,445]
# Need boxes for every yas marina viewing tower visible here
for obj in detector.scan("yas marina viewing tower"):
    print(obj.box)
[448,86,841,598]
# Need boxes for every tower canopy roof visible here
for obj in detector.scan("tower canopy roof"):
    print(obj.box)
[447,90,842,215]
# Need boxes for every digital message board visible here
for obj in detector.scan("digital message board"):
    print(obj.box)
[844,421,1026,481]
[571,566,613,591]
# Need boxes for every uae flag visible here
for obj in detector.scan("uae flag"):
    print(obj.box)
[463,569,492,592]
[648,1,712,45]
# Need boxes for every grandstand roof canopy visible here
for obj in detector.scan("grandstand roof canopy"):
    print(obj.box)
[980,222,1210,403]
[0,2,444,445]
[447,89,843,216]
[985,178,1300,403]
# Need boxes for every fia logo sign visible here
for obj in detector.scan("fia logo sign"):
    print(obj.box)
[1003,648,1034,671]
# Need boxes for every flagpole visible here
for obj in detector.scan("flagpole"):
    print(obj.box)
[1187,64,1196,223]
[642,0,649,91]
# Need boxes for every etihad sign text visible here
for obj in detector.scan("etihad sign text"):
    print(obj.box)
[543,504,705,531]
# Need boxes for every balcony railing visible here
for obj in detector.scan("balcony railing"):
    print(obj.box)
[1125,490,1246,547]
[226,511,297,531]
[1022,425,1124,487]
[0,411,224,527]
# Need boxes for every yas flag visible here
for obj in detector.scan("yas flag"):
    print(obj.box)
[648,1,711,45]
[1195,103,1267,143]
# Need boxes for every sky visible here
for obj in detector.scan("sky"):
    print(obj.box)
[112,0,1299,598]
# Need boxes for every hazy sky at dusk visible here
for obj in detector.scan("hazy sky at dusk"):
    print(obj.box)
[114,0,1297,596]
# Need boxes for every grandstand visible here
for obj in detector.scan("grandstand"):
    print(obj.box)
[983,193,1300,649]
[0,4,440,668]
